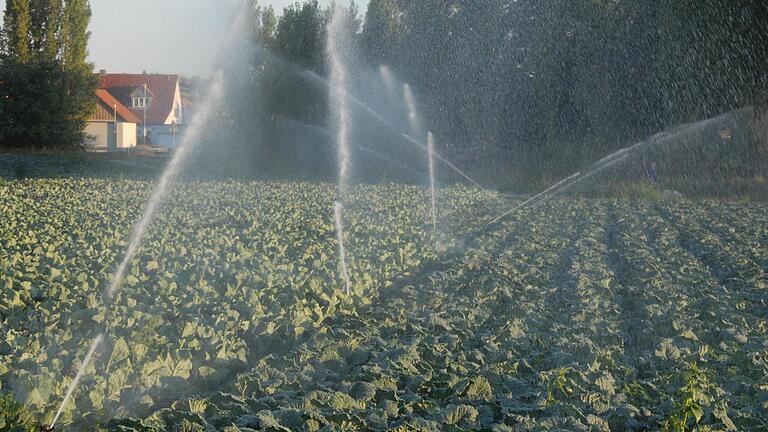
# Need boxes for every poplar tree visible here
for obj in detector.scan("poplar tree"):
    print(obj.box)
[0,0,95,149]
[361,0,404,67]
[2,0,32,63]
[29,0,61,58]
[41,0,62,60]
[261,5,277,49]
[61,0,91,67]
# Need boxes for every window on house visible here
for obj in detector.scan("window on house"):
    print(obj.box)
[132,97,151,108]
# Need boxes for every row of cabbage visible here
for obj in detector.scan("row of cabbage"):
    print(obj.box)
[100,199,767,431]
[2,179,766,431]
[0,178,501,429]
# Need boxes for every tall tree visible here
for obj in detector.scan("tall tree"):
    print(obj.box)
[28,0,61,59]
[659,0,768,125]
[41,0,62,60]
[339,1,361,40]
[2,0,32,62]
[361,0,404,67]
[60,0,91,67]
[0,0,95,149]
[274,0,327,70]
[261,5,277,49]
[200,0,767,180]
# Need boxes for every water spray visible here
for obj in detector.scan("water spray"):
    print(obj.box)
[379,65,396,96]
[482,149,629,227]
[484,121,693,227]
[404,85,439,236]
[328,6,354,296]
[486,172,582,226]
[334,201,351,296]
[277,117,423,178]
[327,5,351,197]
[48,333,104,430]
[43,3,244,424]
[294,68,489,191]
[403,84,422,135]
[427,132,438,234]
[46,72,226,429]
[105,71,224,302]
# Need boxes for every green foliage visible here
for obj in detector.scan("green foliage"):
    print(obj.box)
[260,4,277,49]
[545,367,574,405]
[1,177,766,430]
[197,0,363,178]
[354,1,767,178]
[0,394,35,431]
[274,0,328,69]
[0,59,96,148]
[0,178,460,427]
[0,0,96,149]
[3,0,92,66]
[661,364,713,432]
[28,0,61,61]
[361,0,404,67]
[2,0,32,62]
[265,0,329,122]
[60,0,91,67]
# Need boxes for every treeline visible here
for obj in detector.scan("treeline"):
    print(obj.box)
[4,0,761,174]
[0,0,95,149]
[366,1,768,171]
[200,1,361,177]
[210,0,768,181]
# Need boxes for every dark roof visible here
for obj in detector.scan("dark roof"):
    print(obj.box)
[98,73,179,124]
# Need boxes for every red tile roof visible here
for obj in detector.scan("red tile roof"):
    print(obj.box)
[95,89,142,123]
[97,73,180,125]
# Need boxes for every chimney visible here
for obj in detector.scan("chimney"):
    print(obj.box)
[99,69,106,77]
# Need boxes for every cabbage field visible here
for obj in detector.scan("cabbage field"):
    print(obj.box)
[1,178,767,431]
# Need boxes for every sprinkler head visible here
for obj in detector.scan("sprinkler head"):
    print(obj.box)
[40,425,55,432]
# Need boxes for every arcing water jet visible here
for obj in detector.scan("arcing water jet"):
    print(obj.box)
[427,132,438,234]
[49,334,104,429]
[334,201,351,296]
[486,172,582,226]
[327,5,352,200]
[49,69,226,430]
[379,65,396,96]
[327,5,354,295]
[105,72,225,300]
[403,84,423,137]
[293,67,488,190]
[277,117,424,177]
[485,109,745,227]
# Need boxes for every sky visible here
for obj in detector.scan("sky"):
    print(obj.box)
[1,0,366,77]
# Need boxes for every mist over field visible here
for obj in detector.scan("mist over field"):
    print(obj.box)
[1,1,767,431]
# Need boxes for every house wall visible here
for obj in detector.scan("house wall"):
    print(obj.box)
[92,101,116,121]
[86,121,136,149]
[85,122,115,149]
[162,81,184,125]
[117,123,137,148]
[148,124,181,149]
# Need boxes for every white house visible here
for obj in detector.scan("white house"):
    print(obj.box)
[95,71,185,149]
